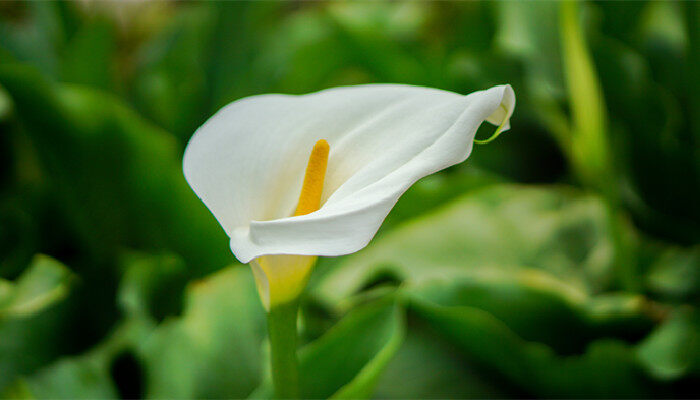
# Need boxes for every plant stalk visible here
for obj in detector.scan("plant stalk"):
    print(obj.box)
[267,300,300,399]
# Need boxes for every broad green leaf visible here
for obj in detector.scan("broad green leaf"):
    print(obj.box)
[409,296,655,398]
[372,316,515,399]
[253,4,358,94]
[379,168,500,232]
[4,256,254,400]
[645,245,700,302]
[130,4,213,140]
[308,169,499,290]
[59,19,116,91]
[317,185,617,308]
[591,28,699,244]
[327,301,404,399]
[315,185,661,354]
[117,252,188,322]
[0,254,74,319]
[410,277,654,355]
[138,266,266,399]
[637,308,700,380]
[0,63,230,275]
[204,2,286,111]
[0,256,76,391]
[324,2,426,84]
[639,1,687,53]
[493,1,574,154]
[582,292,659,338]
[592,32,700,245]
[252,296,405,399]
[411,277,586,354]
[2,312,153,399]
[3,355,117,400]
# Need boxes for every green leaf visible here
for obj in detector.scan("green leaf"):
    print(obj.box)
[245,4,360,95]
[0,256,76,392]
[252,296,405,399]
[645,245,700,302]
[591,25,699,243]
[412,276,656,355]
[493,1,574,154]
[372,316,515,399]
[637,308,700,380]
[559,1,615,196]
[324,2,426,84]
[380,169,500,232]
[2,311,153,399]
[495,0,564,101]
[302,296,404,399]
[317,185,618,308]
[308,169,499,292]
[639,1,687,53]
[137,266,266,399]
[328,304,404,399]
[0,63,230,275]
[3,355,117,400]
[3,257,260,400]
[316,185,662,355]
[410,276,588,354]
[117,252,188,322]
[130,4,213,139]
[59,19,116,91]
[0,254,74,319]
[409,296,655,398]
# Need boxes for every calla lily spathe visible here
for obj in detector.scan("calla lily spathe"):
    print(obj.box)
[184,84,515,307]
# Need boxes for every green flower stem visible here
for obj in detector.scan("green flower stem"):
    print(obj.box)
[267,300,300,399]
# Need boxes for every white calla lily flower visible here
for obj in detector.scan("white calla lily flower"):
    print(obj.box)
[184,84,515,308]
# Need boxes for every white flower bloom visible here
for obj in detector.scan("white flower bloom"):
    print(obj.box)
[184,84,515,308]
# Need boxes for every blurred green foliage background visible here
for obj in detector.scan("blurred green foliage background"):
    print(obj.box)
[0,1,698,398]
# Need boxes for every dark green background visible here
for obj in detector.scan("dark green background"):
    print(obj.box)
[0,1,698,398]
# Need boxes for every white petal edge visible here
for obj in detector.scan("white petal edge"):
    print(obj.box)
[183,84,515,263]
